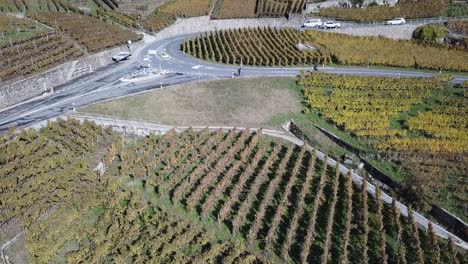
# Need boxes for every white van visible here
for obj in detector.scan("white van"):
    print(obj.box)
[303,19,322,28]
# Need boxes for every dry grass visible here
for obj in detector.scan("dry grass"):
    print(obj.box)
[82,77,301,128]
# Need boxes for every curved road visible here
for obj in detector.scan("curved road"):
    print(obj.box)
[0,31,467,248]
[1,33,467,132]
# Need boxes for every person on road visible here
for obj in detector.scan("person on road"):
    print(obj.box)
[238,67,242,76]
[314,63,319,71]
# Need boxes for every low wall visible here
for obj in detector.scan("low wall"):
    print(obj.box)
[431,205,468,242]
[305,0,398,13]
[0,42,143,110]
[311,122,468,241]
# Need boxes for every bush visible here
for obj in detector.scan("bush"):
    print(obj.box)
[413,25,448,43]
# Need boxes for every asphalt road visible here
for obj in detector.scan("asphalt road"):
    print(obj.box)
[1,29,467,248]
[1,32,467,133]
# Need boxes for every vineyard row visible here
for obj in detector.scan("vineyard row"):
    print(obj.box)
[183,27,468,72]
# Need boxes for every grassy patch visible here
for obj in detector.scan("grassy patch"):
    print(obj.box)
[82,77,301,128]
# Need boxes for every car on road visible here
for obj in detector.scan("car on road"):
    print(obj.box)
[302,19,323,28]
[112,51,131,62]
[385,18,406,25]
[159,51,171,60]
[321,21,341,29]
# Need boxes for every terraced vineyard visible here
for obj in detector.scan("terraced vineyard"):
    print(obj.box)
[0,0,122,13]
[301,73,450,138]
[31,12,141,52]
[0,14,51,45]
[300,72,468,220]
[142,0,214,33]
[0,2,142,82]
[91,0,119,10]
[0,0,140,28]
[0,32,83,82]
[183,27,468,71]
[1,120,464,263]
[0,0,68,12]
[212,0,308,19]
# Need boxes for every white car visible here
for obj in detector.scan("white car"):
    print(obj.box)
[321,21,341,29]
[386,18,406,25]
[158,51,171,60]
[302,19,323,28]
[112,51,131,62]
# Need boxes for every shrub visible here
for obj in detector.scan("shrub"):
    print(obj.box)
[413,25,448,43]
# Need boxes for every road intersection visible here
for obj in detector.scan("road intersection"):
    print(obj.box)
[1,33,467,133]
[1,29,467,249]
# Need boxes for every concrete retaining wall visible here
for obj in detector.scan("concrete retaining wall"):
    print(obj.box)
[0,43,143,110]
[306,0,399,13]
[310,122,468,241]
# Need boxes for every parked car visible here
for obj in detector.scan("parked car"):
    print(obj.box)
[321,21,341,29]
[302,19,323,28]
[112,51,131,62]
[385,18,406,25]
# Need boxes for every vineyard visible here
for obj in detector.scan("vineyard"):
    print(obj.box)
[183,27,468,72]
[182,27,326,66]
[0,14,51,45]
[0,0,122,13]
[30,12,141,52]
[300,72,467,220]
[1,120,465,263]
[97,9,140,28]
[0,0,142,28]
[305,30,468,72]
[212,0,308,19]
[0,0,67,12]
[0,2,144,82]
[0,32,83,82]
[91,0,119,10]
[300,73,450,138]
[0,0,89,13]
[142,0,213,32]
[318,0,446,22]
